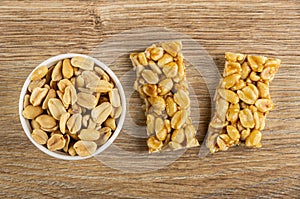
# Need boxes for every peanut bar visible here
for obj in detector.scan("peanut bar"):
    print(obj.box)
[206,52,281,153]
[130,41,200,153]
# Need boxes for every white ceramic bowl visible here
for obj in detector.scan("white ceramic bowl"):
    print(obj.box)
[19,53,126,160]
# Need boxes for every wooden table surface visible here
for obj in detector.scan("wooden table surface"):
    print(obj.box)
[1,0,299,198]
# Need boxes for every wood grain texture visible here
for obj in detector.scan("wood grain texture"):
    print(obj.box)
[0,0,299,198]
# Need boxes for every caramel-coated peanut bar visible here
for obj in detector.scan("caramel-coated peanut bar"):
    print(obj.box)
[206,52,281,153]
[130,41,199,153]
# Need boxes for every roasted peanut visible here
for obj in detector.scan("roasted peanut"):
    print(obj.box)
[171,129,185,143]
[32,129,48,145]
[162,62,178,78]
[48,98,67,120]
[226,103,239,124]
[59,112,70,134]
[87,80,113,93]
[174,89,190,109]
[71,56,94,71]
[57,79,72,93]
[62,58,73,79]
[171,110,188,129]
[245,130,262,147]
[31,119,41,130]
[249,71,260,81]
[247,55,266,72]
[78,129,100,141]
[22,105,43,119]
[109,88,121,107]
[148,96,166,114]
[231,79,246,91]
[137,52,148,66]
[77,92,97,110]
[63,134,70,153]
[52,60,63,81]
[150,47,164,61]
[42,89,56,109]
[66,113,82,134]
[260,66,276,81]
[91,102,112,125]
[76,75,85,88]
[28,78,46,93]
[111,106,122,119]
[161,41,181,57]
[217,136,228,151]
[146,114,155,136]
[153,117,163,133]
[156,128,167,141]
[257,82,270,99]
[141,69,159,84]
[147,136,163,151]
[30,87,48,106]
[47,133,66,151]
[225,52,245,63]
[158,78,173,95]
[255,99,274,113]
[157,53,173,67]
[223,61,241,77]
[63,85,77,106]
[239,108,255,128]
[148,61,162,74]
[164,119,171,133]
[74,140,97,157]
[142,84,157,97]
[31,66,48,81]
[237,84,259,105]
[221,74,241,89]
[166,97,177,117]
[241,62,251,79]
[35,114,57,131]
[97,128,112,145]
[81,70,100,87]
[216,98,229,121]
[68,144,77,156]
[218,88,239,104]
[104,117,116,131]
[253,111,266,130]
[226,125,240,141]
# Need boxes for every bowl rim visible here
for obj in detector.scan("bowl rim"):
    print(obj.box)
[19,53,126,160]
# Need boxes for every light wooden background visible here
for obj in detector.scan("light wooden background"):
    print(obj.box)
[1,0,299,198]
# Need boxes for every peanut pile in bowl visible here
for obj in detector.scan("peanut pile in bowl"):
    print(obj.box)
[20,54,125,160]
